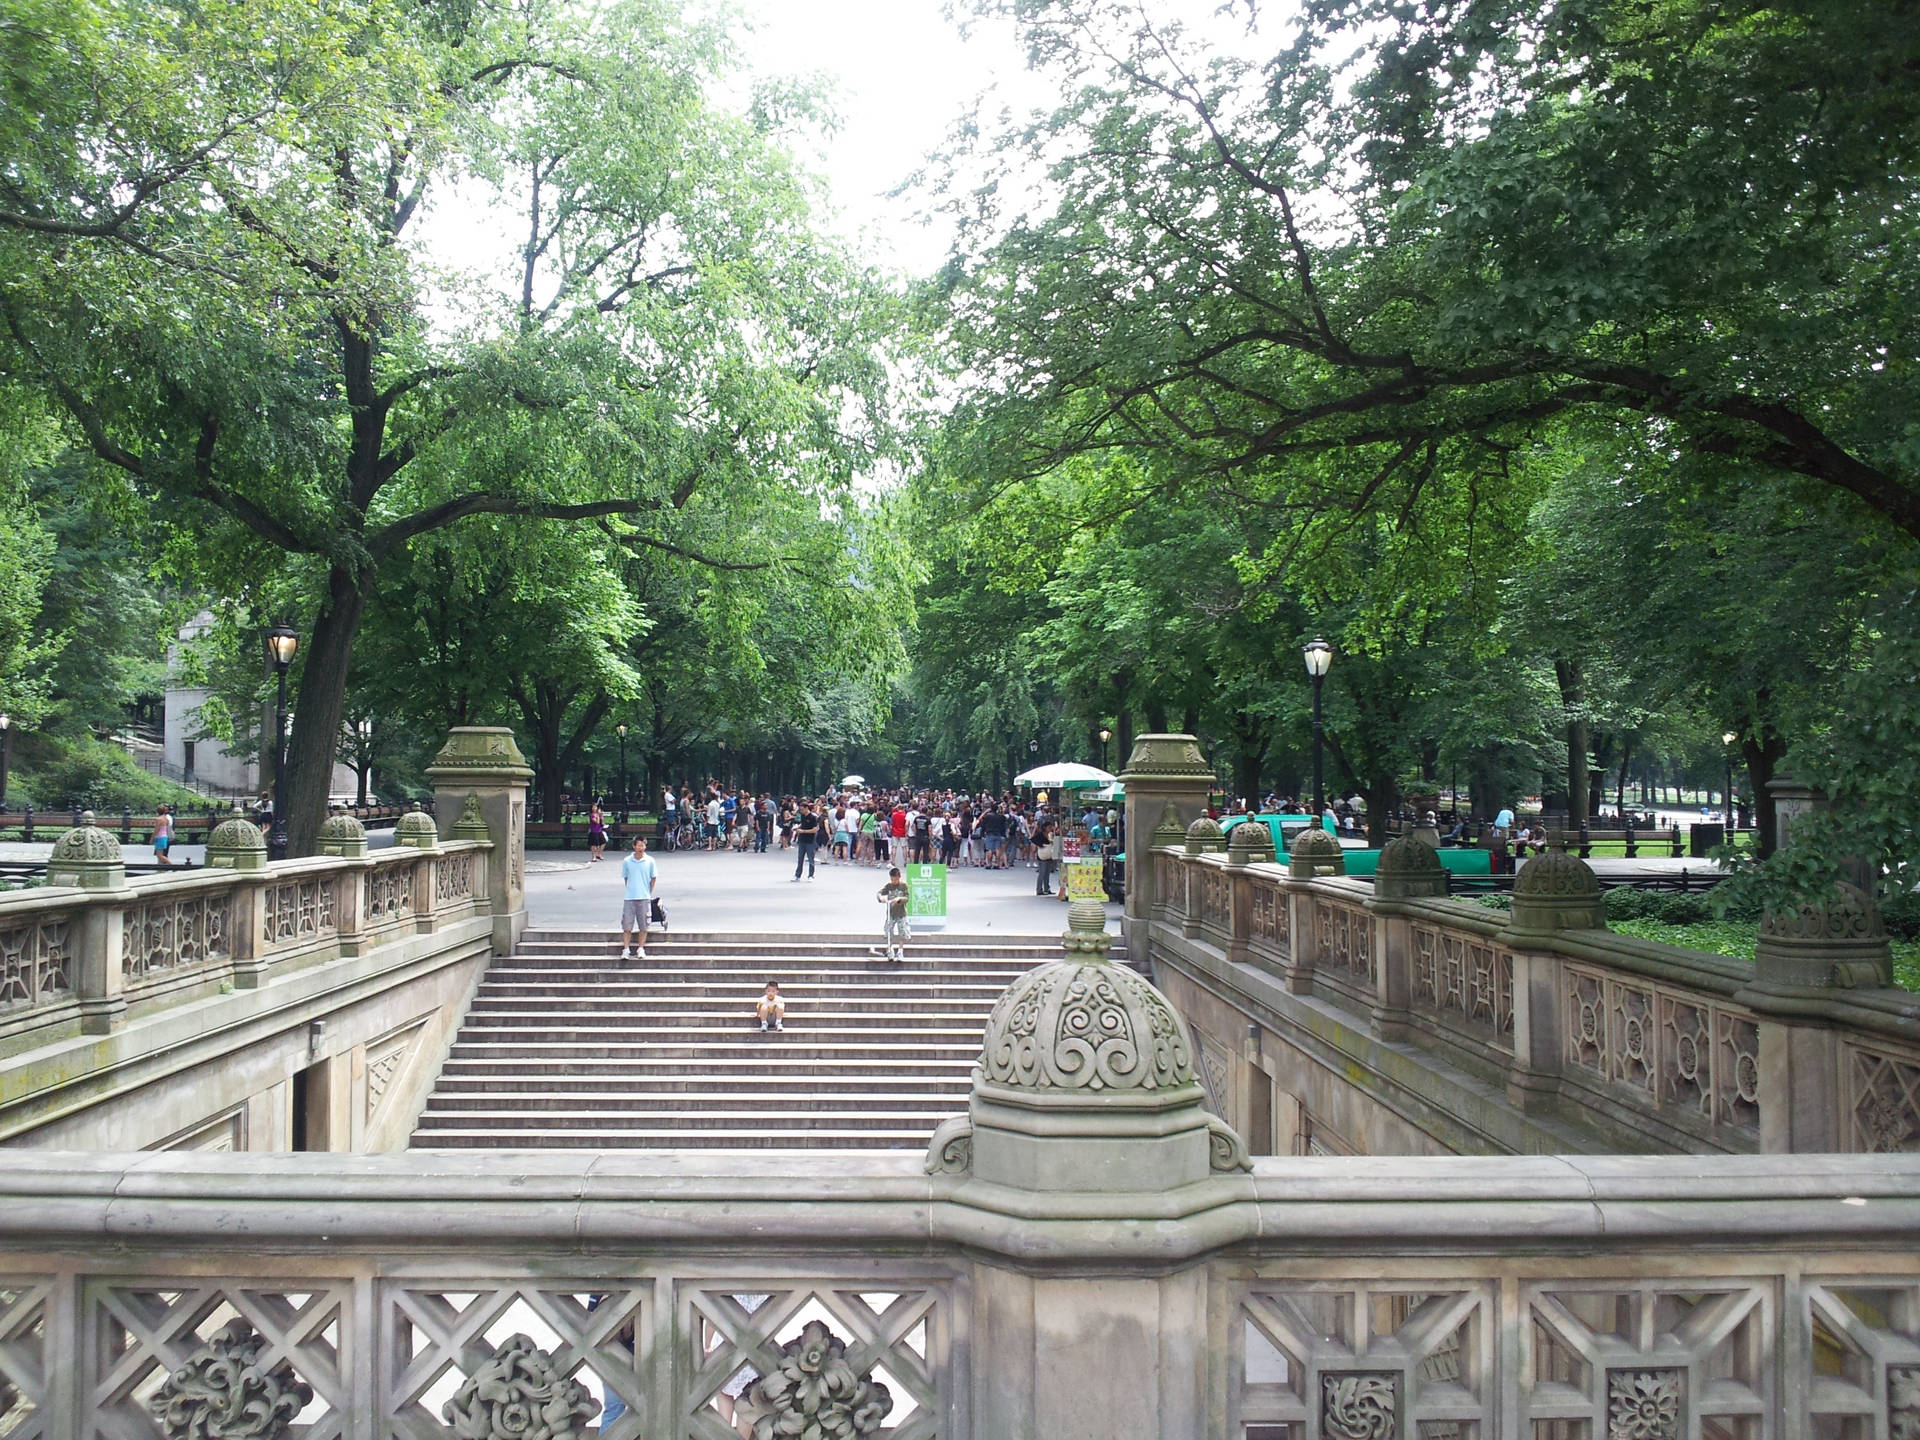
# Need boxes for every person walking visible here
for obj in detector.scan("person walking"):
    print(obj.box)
[876,866,909,962]
[587,800,608,862]
[152,805,175,867]
[1032,810,1056,896]
[619,834,658,961]
[793,802,823,880]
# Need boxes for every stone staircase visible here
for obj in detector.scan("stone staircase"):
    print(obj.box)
[409,929,1053,1149]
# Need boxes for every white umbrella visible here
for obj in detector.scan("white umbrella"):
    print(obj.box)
[1014,762,1117,789]
[839,774,866,787]
[1089,782,1125,801]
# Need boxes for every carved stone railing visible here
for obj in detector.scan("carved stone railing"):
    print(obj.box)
[1147,844,1920,1157]
[0,1148,1914,1439]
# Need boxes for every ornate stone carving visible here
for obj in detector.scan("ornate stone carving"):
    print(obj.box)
[922,1115,973,1175]
[436,854,475,904]
[453,793,491,842]
[262,880,336,947]
[315,809,367,858]
[732,1320,892,1440]
[441,1334,598,1440]
[206,817,267,871]
[1226,819,1275,866]
[1118,732,1214,782]
[1374,834,1447,899]
[1606,1369,1682,1439]
[1849,1046,1920,1152]
[1149,801,1186,851]
[1287,827,1345,878]
[1761,881,1884,941]
[364,860,415,923]
[123,896,229,979]
[1508,851,1605,932]
[1754,880,1894,989]
[979,949,1194,1093]
[425,726,533,776]
[1207,1115,1252,1173]
[1184,816,1226,854]
[149,1318,313,1440]
[0,913,71,1010]
[1890,1364,1920,1439]
[1321,1371,1397,1439]
[394,805,440,852]
[46,812,126,891]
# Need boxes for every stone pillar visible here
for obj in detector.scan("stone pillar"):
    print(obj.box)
[1371,837,1446,1043]
[927,903,1244,1440]
[424,727,532,954]
[1502,852,1606,1109]
[1119,735,1216,971]
[207,818,270,984]
[47,815,130,1034]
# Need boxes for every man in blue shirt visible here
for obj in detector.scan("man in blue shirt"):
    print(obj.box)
[620,835,658,961]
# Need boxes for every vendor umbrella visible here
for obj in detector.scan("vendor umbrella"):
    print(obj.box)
[839,775,867,787]
[1014,762,1117,789]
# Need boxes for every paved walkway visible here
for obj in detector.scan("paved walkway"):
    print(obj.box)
[524,844,1108,936]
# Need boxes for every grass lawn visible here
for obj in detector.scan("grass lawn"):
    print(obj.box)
[1611,918,1920,992]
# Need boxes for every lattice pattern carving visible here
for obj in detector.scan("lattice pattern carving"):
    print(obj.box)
[85,1281,350,1439]
[364,862,415,924]
[1316,902,1374,984]
[1411,926,1514,1047]
[0,1282,49,1440]
[1199,869,1231,933]
[682,1282,943,1440]
[1248,882,1288,951]
[1848,1045,1920,1153]
[262,879,337,948]
[383,1282,650,1440]
[122,896,230,982]
[509,801,523,891]
[1563,964,1760,1137]
[434,855,475,906]
[0,914,71,1011]
[1235,1284,1491,1435]
[1155,854,1185,916]
[1805,1280,1920,1438]
[1523,1279,1770,1435]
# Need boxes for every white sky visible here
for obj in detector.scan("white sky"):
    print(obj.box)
[730,0,1039,279]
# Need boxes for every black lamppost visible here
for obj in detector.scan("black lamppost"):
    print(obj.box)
[266,623,299,861]
[1303,637,1333,818]
[1099,726,1111,772]
[615,723,629,824]
[1722,730,1738,843]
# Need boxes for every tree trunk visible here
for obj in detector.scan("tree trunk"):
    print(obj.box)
[1616,736,1634,818]
[1744,731,1789,857]
[283,564,371,856]
[1553,657,1589,829]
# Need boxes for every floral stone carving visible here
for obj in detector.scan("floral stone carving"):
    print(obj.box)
[1606,1369,1681,1440]
[979,947,1195,1092]
[149,1319,313,1440]
[442,1334,599,1440]
[1891,1364,1920,1440]
[1321,1371,1396,1439]
[733,1320,892,1440]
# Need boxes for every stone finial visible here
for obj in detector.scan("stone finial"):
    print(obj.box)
[1227,818,1276,866]
[1149,801,1187,851]
[394,804,440,852]
[1286,827,1346,878]
[1184,816,1226,854]
[46,811,126,891]
[1374,834,1447,900]
[452,793,490,842]
[423,725,533,782]
[442,1334,597,1440]
[150,1319,312,1440]
[206,817,268,872]
[1753,881,1893,990]
[1119,732,1214,782]
[1507,851,1606,933]
[315,808,368,858]
[939,892,1253,1190]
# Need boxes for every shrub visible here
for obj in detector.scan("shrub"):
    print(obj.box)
[1603,887,1660,921]
[1656,893,1713,926]
[1881,892,1920,943]
[1474,893,1512,911]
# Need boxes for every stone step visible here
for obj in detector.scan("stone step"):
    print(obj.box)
[445,1040,985,1062]
[414,1130,933,1150]
[418,1091,964,1114]
[431,1073,972,1095]
[436,1058,977,1080]
[471,984,1011,1002]
[415,1107,949,1130]
[459,1007,995,1028]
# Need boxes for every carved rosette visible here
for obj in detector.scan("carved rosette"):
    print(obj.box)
[441,1334,598,1440]
[149,1319,313,1440]
[1606,1369,1682,1440]
[733,1320,892,1440]
[1321,1371,1397,1439]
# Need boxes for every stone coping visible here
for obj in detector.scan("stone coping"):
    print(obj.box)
[1,1150,1916,1262]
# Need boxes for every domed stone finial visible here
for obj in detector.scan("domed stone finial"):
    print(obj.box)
[1753,881,1893,990]
[925,895,1252,1190]
[1184,816,1225,855]
[206,817,268,872]
[452,793,491,842]
[1507,851,1605,933]
[1226,818,1276,867]
[47,811,126,890]
[1286,827,1346,878]
[1374,834,1447,899]
[1149,801,1186,852]
[394,804,440,852]
[316,807,368,858]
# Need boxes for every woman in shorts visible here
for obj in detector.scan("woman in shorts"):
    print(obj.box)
[152,805,175,866]
[587,800,608,861]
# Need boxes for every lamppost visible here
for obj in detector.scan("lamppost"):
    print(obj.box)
[1098,726,1111,772]
[1722,731,1739,843]
[265,623,299,861]
[615,723,629,824]
[0,712,10,810]
[1303,638,1334,818]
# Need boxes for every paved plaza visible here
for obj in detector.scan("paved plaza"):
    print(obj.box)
[524,842,1109,936]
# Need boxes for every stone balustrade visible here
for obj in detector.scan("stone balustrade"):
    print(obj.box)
[0,1148,1915,1437]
